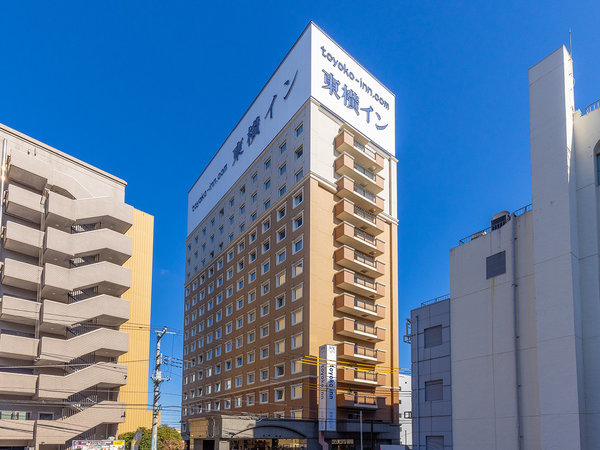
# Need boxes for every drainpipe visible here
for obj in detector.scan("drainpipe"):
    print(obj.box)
[415,314,420,450]
[0,139,7,244]
[511,215,522,450]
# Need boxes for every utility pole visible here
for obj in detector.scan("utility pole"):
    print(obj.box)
[151,326,174,450]
[359,410,363,450]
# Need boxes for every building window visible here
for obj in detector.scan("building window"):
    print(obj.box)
[296,123,303,136]
[275,316,285,332]
[260,303,270,317]
[424,325,443,348]
[280,142,287,153]
[426,436,444,449]
[425,380,444,401]
[260,324,269,338]
[277,249,286,265]
[291,384,302,400]
[260,367,269,380]
[260,346,269,359]
[292,260,303,277]
[291,332,303,349]
[279,164,287,176]
[260,391,269,404]
[276,271,286,287]
[293,214,303,230]
[279,185,286,197]
[293,237,303,254]
[295,146,303,159]
[264,158,271,169]
[291,307,303,325]
[295,169,303,183]
[275,294,285,309]
[275,339,285,355]
[264,179,271,190]
[292,284,303,301]
[274,387,285,402]
[291,359,302,374]
[274,363,285,377]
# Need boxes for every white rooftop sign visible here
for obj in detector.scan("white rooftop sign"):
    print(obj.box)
[188,23,395,233]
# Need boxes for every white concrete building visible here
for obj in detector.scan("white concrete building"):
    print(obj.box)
[409,46,600,449]
[398,373,412,447]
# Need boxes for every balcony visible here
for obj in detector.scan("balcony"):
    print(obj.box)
[336,176,384,214]
[335,269,384,299]
[334,222,384,256]
[35,401,126,445]
[3,219,43,257]
[5,183,44,224]
[45,191,134,234]
[8,151,100,200]
[334,294,385,321]
[337,392,386,410]
[335,154,384,194]
[37,328,129,364]
[0,418,34,443]
[7,150,51,192]
[334,130,384,172]
[338,367,385,386]
[334,317,385,342]
[40,294,129,332]
[334,246,384,278]
[0,333,38,360]
[2,258,42,291]
[0,371,37,396]
[337,342,386,364]
[0,296,41,325]
[42,261,130,301]
[44,226,132,267]
[334,199,384,236]
[38,362,127,399]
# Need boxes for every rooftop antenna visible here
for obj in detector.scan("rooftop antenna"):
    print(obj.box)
[569,28,572,57]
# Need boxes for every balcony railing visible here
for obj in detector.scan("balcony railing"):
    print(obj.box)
[354,273,377,290]
[354,321,377,335]
[354,228,376,245]
[353,184,376,202]
[354,344,377,359]
[353,162,376,181]
[354,370,379,382]
[354,297,377,313]
[354,250,376,268]
[354,205,377,224]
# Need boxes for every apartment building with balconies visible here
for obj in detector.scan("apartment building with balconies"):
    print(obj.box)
[0,123,154,448]
[183,23,399,450]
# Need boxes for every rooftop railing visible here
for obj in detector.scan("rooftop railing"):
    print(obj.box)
[421,294,450,306]
[584,99,600,115]
[458,203,532,245]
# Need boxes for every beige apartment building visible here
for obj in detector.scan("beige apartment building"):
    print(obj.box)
[0,123,154,448]
[183,23,400,449]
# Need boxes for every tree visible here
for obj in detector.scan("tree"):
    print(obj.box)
[118,426,182,450]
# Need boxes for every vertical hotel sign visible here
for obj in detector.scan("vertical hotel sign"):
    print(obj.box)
[318,344,337,431]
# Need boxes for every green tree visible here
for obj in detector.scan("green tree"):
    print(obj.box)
[118,426,182,450]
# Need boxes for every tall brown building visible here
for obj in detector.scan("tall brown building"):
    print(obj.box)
[183,23,399,449]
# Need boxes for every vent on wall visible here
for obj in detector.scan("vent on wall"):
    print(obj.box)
[486,251,506,279]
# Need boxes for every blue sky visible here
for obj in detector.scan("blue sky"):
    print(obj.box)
[1,1,598,427]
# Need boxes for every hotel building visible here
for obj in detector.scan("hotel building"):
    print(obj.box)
[408,46,600,449]
[183,23,400,449]
[0,123,154,448]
